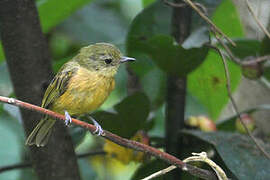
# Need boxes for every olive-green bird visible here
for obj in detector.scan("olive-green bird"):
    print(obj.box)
[25,43,135,147]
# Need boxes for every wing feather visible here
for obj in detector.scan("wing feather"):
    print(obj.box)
[41,62,79,108]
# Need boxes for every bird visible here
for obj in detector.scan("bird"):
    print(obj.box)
[25,43,135,147]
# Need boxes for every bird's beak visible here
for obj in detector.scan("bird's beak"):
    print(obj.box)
[120,56,136,63]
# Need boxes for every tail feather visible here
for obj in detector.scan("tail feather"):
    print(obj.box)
[25,117,55,147]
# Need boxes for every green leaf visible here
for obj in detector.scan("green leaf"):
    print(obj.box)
[92,92,150,138]
[148,104,165,137]
[182,130,270,180]
[0,44,4,63]
[212,0,244,37]
[142,0,156,7]
[188,0,244,120]
[126,0,172,76]
[228,39,261,59]
[144,35,209,77]
[217,104,270,131]
[260,36,270,56]
[37,0,93,33]
[0,62,13,96]
[188,50,241,120]
[126,0,210,77]
[141,67,166,109]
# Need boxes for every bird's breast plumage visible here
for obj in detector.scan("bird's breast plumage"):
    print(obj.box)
[52,67,115,115]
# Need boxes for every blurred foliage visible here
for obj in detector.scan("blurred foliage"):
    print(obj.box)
[1,0,270,179]
[91,92,151,138]
[188,0,244,120]
[131,159,168,180]
[182,130,270,180]
[104,131,149,164]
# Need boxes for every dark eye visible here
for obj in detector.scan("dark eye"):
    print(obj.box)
[104,59,112,64]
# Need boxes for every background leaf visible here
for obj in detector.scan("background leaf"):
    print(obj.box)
[37,0,93,33]
[188,0,244,120]
[92,92,150,138]
[181,130,270,180]
[143,35,209,77]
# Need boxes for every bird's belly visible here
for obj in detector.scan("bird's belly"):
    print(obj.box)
[52,70,115,115]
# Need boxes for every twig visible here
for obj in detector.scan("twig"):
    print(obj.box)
[209,43,270,160]
[163,0,206,13]
[0,162,31,173]
[183,152,228,180]
[0,96,217,180]
[242,55,270,65]
[141,165,177,180]
[142,152,228,180]
[0,151,106,173]
[246,0,270,39]
[182,0,236,46]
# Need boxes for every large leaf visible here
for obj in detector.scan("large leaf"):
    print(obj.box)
[228,39,261,59]
[91,92,150,138]
[143,35,209,77]
[182,130,270,180]
[141,67,166,109]
[188,50,241,120]
[188,0,244,120]
[126,0,210,77]
[37,0,92,33]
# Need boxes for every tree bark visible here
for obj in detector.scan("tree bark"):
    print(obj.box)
[165,0,191,179]
[0,0,81,179]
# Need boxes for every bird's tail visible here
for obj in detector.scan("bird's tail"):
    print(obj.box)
[25,116,56,147]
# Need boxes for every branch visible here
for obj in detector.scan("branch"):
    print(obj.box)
[0,151,106,173]
[0,96,217,180]
[164,0,236,46]
[142,152,228,180]
[208,42,270,160]
[245,0,270,39]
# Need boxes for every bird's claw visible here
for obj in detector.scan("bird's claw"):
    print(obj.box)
[89,116,104,136]
[65,110,72,126]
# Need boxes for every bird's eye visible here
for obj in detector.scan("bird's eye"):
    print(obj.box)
[104,59,112,64]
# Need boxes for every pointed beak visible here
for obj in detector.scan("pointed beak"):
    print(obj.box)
[120,56,136,63]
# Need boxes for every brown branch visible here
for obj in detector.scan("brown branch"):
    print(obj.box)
[245,0,270,39]
[0,96,217,180]
[164,0,236,46]
[0,151,106,173]
[242,55,270,65]
[208,43,270,160]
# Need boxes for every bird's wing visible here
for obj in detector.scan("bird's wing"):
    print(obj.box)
[41,62,79,109]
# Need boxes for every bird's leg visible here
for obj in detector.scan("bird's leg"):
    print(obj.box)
[88,116,104,136]
[65,110,72,126]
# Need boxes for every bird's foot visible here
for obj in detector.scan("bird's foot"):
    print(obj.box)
[65,110,72,126]
[89,116,104,136]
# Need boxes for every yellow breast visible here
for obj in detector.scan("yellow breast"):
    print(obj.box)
[52,67,115,115]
